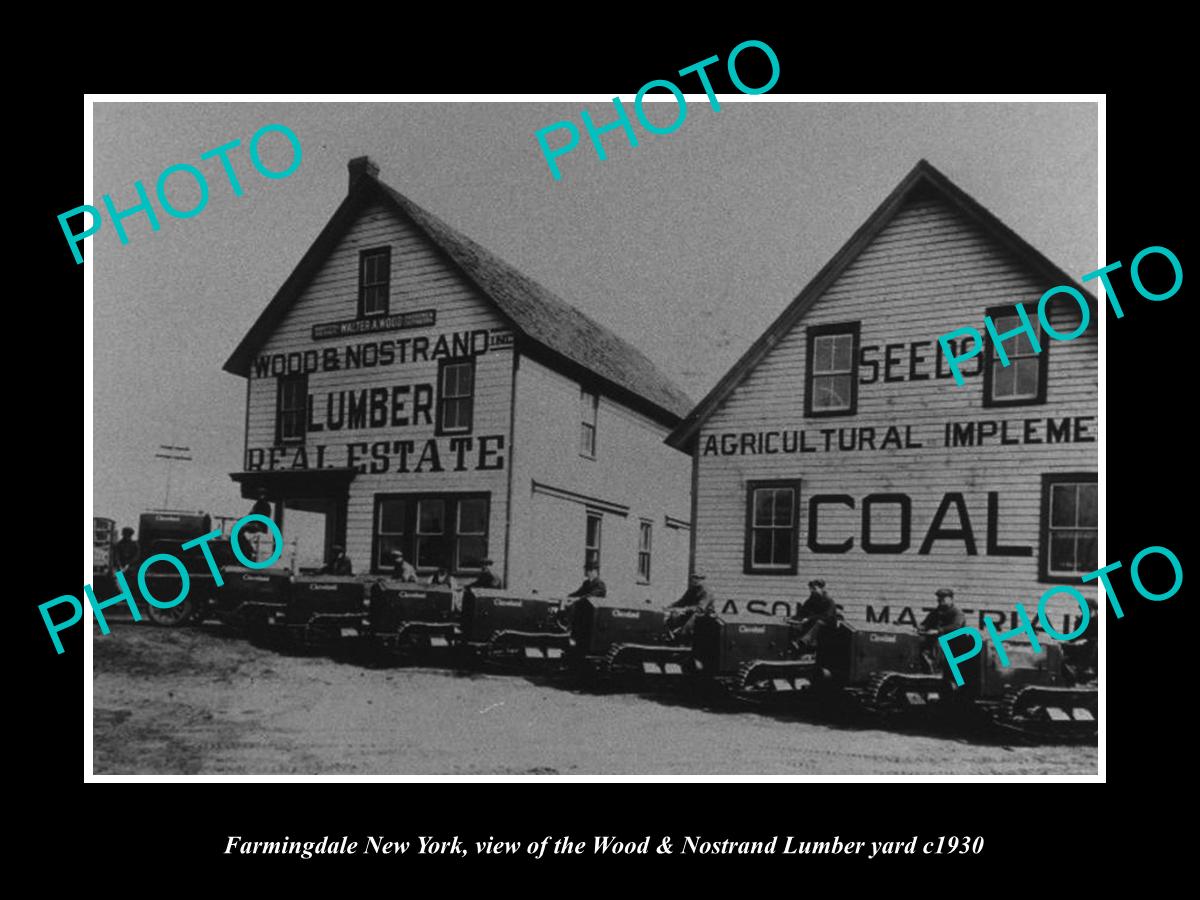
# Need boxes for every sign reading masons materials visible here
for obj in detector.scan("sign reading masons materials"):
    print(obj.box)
[246,326,514,475]
[312,309,436,340]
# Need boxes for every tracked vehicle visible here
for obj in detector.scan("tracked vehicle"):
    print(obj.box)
[567,597,691,683]
[693,613,818,702]
[459,588,571,667]
[220,566,293,642]
[283,574,370,648]
[368,582,460,656]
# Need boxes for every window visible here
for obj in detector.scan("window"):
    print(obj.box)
[437,358,475,435]
[983,305,1047,407]
[585,512,602,570]
[744,480,801,574]
[372,493,490,574]
[637,520,652,583]
[275,374,307,444]
[358,247,391,318]
[1039,474,1098,582]
[805,323,860,417]
[375,497,407,571]
[580,389,598,458]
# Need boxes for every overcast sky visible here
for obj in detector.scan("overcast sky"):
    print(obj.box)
[92,100,1097,532]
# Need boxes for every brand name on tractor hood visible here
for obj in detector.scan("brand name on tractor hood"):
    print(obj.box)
[870,634,898,643]
[738,625,766,634]
[242,575,271,582]
[494,599,525,608]
[611,610,642,619]
[308,584,340,591]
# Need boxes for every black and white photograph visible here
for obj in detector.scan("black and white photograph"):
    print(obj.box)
[79,96,1107,778]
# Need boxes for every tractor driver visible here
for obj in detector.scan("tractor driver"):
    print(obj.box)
[665,572,715,640]
[792,579,841,651]
[917,588,967,673]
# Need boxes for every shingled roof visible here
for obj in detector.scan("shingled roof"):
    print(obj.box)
[224,160,693,425]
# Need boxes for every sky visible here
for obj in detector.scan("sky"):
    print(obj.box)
[91,99,1097,534]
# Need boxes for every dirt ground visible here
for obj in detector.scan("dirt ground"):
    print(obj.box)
[92,623,1097,776]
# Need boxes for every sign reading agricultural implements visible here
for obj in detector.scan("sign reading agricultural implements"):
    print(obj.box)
[312,309,436,340]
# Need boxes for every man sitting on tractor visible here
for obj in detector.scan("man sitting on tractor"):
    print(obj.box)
[791,579,841,652]
[917,588,967,673]
[665,571,715,640]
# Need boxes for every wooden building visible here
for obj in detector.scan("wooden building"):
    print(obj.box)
[667,160,1098,633]
[224,157,693,600]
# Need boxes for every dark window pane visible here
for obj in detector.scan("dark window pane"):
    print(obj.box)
[585,548,600,570]
[814,336,833,373]
[459,498,487,534]
[772,489,793,526]
[772,528,793,566]
[1049,532,1077,572]
[1051,485,1076,527]
[457,536,486,569]
[416,535,451,570]
[586,515,602,547]
[1079,483,1097,526]
[419,500,445,534]
[457,364,473,396]
[993,361,1015,398]
[829,374,851,408]
[752,529,773,565]
[380,500,405,533]
[1077,531,1097,572]
[754,489,773,526]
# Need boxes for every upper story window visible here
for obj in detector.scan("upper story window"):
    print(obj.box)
[1039,473,1097,582]
[275,374,307,444]
[983,305,1047,407]
[585,512,602,570]
[358,247,391,318]
[580,389,598,458]
[437,358,475,435]
[805,322,860,417]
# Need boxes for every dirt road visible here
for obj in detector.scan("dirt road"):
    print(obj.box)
[92,623,1096,776]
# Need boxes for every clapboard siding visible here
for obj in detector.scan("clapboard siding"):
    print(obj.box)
[693,195,1098,629]
[507,356,692,603]
[243,201,513,575]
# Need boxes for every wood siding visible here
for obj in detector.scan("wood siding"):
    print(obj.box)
[244,201,513,575]
[508,355,692,603]
[692,195,1098,632]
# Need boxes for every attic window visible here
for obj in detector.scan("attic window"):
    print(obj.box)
[358,247,391,318]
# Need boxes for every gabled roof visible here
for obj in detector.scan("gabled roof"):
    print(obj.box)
[224,165,693,425]
[665,159,1097,450]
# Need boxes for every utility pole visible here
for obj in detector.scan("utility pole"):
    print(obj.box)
[154,445,193,509]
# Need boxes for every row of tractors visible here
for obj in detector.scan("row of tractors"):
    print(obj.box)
[95,514,1098,741]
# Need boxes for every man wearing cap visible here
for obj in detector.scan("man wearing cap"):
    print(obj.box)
[918,588,967,672]
[468,558,503,589]
[389,550,418,583]
[793,579,840,650]
[666,572,715,640]
[558,564,607,629]
[322,545,353,576]
[113,527,140,574]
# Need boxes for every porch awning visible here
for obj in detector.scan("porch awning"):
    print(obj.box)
[229,467,358,501]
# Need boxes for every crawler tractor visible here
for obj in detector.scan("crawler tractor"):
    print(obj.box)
[693,613,818,703]
[368,582,460,656]
[220,565,293,642]
[283,574,371,648]
[567,597,692,684]
[459,588,571,667]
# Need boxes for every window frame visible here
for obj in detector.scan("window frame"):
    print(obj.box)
[1038,472,1098,583]
[804,322,861,418]
[274,373,307,445]
[579,388,599,459]
[436,356,476,436]
[585,511,603,571]
[743,479,802,575]
[983,304,1049,408]
[357,247,392,319]
[636,519,653,584]
[371,492,491,576]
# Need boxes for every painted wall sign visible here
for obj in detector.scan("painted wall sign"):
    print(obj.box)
[701,415,1096,456]
[253,328,491,378]
[311,309,436,341]
[714,597,1081,637]
[245,435,506,474]
[489,327,514,349]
